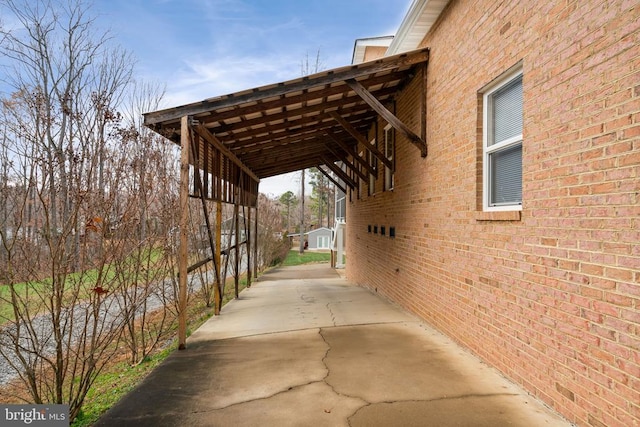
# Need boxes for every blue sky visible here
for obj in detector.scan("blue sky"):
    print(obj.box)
[93,0,409,107]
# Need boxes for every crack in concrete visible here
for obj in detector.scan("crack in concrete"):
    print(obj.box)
[192,379,327,414]
[325,302,337,326]
[188,328,336,415]
[346,393,522,425]
[318,327,371,423]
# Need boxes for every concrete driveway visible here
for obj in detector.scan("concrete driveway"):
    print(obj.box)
[96,264,572,427]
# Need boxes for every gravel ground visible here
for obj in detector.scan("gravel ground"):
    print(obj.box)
[0,269,216,387]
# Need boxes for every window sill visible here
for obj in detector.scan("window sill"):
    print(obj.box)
[475,211,521,221]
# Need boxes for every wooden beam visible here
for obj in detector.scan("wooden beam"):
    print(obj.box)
[321,156,357,189]
[346,79,427,157]
[234,184,240,298]
[178,116,190,350]
[317,164,347,194]
[215,198,222,314]
[246,204,252,288]
[253,198,258,280]
[190,135,222,315]
[328,111,392,170]
[205,85,398,134]
[192,123,260,184]
[421,62,428,157]
[187,257,213,274]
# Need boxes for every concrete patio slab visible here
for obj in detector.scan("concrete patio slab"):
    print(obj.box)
[96,264,572,427]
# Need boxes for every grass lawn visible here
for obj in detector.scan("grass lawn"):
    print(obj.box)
[281,250,331,266]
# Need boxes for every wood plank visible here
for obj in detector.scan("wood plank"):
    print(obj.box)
[325,144,368,182]
[325,129,375,177]
[206,86,399,135]
[224,108,377,153]
[317,164,347,194]
[421,62,428,157]
[246,205,252,288]
[215,198,222,314]
[321,156,357,189]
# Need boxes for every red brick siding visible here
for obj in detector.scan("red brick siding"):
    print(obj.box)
[346,1,639,426]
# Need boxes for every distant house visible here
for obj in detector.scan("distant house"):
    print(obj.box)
[289,227,332,250]
[305,227,332,250]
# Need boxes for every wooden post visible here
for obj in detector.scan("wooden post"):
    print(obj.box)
[234,186,240,298]
[178,116,190,350]
[253,196,259,279]
[246,204,251,288]
[215,197,222,315]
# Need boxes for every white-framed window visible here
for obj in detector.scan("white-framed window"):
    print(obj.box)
[483,66,523,211]
[368,138,377,196]
[384,125,394,191]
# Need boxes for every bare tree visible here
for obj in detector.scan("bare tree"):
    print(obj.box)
[108,80,181,365]
[255,194,288,267]
[0,0,140,419]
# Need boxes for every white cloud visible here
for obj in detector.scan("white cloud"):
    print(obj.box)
[163,53,302,106]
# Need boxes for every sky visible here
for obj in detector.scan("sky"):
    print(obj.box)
[0,0,410,197]
[89,0,411,197]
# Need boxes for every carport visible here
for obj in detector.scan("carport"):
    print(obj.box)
[143,48,431,348]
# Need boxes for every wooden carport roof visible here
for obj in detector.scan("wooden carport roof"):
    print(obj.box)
[144,47,429,349]
[143,47,429,197]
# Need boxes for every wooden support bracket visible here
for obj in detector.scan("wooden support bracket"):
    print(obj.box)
[316,164,347,194]
[346,79,427,157]
[328,111,392,170]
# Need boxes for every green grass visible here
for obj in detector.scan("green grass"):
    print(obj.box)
[72,347,174,427]
[0,247,167,326]
[281,250,331,266]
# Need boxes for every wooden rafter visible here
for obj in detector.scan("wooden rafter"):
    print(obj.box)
[324,129,375,177]
[145,47,430,181]
[145,49,429,126]
[325,144,368,182]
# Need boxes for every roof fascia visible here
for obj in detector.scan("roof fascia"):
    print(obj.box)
[386,0,449,55]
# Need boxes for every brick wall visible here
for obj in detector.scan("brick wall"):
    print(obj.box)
[346,1,639,426]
